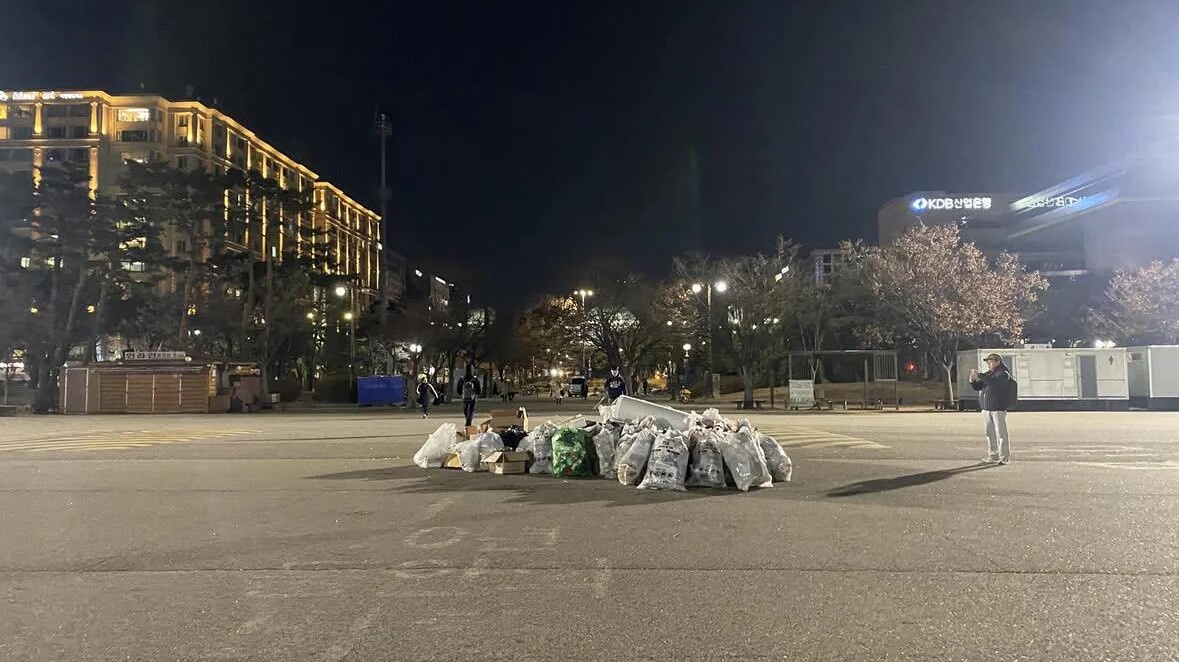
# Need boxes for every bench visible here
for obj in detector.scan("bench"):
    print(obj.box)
[932,399,959,411]
[732,400,766,410]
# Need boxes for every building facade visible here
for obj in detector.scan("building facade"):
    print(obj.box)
[0,88,381,304]
[810,248,846,286]
[877,150,1179,278]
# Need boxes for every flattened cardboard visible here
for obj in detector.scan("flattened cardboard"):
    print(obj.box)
[487,461,526,474]
[487,407,530,432]
[483,450,531,474]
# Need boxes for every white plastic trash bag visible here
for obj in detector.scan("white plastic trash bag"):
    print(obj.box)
[738,426,774,488]
[452,432,504,472]
[758,433,793,482]
[700,408,726,429]
[638,429,690,491]
[593,426,620,479]
[718,432,755,491]
[413,423,458,468]
[616,428,656,486]
[685,429,727,489]
[719,428,773,491]
[525,422,557,475]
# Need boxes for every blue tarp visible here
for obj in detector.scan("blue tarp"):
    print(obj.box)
[357,375,406,405]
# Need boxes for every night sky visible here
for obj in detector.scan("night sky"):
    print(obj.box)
[3,1,1177,307]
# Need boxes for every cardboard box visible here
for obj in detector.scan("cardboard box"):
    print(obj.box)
[443,452,464,469]
[464,425,484,439]
[486,407,530,432]
[483,450,531,474]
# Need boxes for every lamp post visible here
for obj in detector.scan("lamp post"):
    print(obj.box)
[690,280,727,377]
[408,343,422,378]
[336,285,355,381]
[573,289,593,373]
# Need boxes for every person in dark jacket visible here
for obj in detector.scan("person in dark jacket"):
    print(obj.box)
[461,377,478,427]
[969,353,1013,465]
[416,377,439,419]
[605,368,628,403]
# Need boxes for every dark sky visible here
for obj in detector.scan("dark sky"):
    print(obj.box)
[4,0,1177,307]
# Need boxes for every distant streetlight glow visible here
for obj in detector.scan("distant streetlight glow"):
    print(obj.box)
[714,281,728,293]
[691,283,703,294]
[683,343,692,352]
[334,285,347,298]
[343,311,354,321]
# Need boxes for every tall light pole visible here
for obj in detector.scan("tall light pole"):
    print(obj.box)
[691,280,727,376]
[408,342,422,379]
[336,285,355,381]
[573,289,593,374]
[375,111,392,324]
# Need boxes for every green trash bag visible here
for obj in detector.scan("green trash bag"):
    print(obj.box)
[551,426,590,477]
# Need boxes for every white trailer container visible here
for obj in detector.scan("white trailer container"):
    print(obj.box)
[956,348,1129,411]
[1126,345,1179,409]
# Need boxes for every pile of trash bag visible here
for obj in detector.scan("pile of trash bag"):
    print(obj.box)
[412,396,792,493]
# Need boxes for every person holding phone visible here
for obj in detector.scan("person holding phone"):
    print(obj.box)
[969,353,1015,465]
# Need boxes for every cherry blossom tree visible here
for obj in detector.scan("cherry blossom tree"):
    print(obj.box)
[851,225,1046,401]
[1089,259,1179,345]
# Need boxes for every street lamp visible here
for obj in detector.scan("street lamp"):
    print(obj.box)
[408,343,422,376]
[689,281,728,376]
[573,289,594,373]
[336,285,356,381]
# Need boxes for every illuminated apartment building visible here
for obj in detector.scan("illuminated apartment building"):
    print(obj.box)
[0,88,381,303]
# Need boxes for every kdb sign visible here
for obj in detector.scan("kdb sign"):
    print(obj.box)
[910,196,993,213]
[1029,196,1079,208]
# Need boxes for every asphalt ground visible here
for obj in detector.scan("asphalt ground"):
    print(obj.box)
[1,404,1176,661]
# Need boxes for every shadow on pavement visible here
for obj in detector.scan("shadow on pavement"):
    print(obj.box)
[826,463,995,497]
[307,464,744,507]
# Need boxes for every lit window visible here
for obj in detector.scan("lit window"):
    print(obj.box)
[19,257,30,269]
[0,127,7,140]
[117,108,151,123]
[0,105,6,120]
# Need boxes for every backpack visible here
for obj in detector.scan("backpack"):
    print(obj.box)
[462,380,476,401]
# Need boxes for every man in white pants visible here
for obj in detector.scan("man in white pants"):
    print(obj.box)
[969,353,1015,465]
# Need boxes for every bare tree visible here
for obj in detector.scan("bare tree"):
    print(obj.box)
[712,239,799,407]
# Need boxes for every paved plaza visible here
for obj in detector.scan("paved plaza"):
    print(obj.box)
[1,403,1176,660]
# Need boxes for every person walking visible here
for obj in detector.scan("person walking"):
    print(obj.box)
[555,384,565,405]
[461,376,478,427]
[416,377,439,419]
[969,353,1016,465]
[605,367,628,404]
